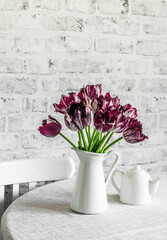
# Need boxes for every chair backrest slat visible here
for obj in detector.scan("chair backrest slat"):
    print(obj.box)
[0,157,75,186]
[0,157,75,217]
[12,184,20,201]
[0,186,4,218]
[29,182,36,191]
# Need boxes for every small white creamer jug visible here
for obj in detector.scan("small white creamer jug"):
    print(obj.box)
[111,165,161,205]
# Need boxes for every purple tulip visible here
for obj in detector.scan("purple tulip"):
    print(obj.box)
[120,104,137,119]
[113,104,137,133]
[93,93,121,133]
[65,102,92,131]
[94,93,120,112]
[123,118,148,143]
[94,108,119,133]
[38,115,62,137]
[53,92,80,114]
[78,84,102,109]
[94,99,138,134]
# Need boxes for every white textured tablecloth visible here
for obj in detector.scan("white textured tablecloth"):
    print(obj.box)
[1,175,167,240]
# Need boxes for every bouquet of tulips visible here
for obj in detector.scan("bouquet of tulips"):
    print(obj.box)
[38,84,148,153]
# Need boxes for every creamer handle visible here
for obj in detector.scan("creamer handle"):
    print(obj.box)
[105,151,119,187]
[111,170,123,195]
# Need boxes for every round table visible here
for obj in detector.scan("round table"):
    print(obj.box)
[1,176,167,240]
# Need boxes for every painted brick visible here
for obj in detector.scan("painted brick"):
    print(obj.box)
[95,38,133,54]
[65,0,96,14]
[0,77,38,94]
[13,14,48,30]
[0,57,24,73]
[48,16,84,32]
[49,58,120,74]
[132,0,167,17]
[94,16,119,34]
[42,77,59,91]
[93,16,139,35]
[0,0,29,10]
[150,96,167,112]
[137,95,151,114]
[0,15,13,30]
[8,115,44,132]
[46,36,92,52]
[0,37,7,53]
[32,0,61,11]
[0,97,21,113]
[137,78,167,93]
[59,77,89,91]
[0,134,19,150]
[26,57,49,74]
[9,36,45,53]
[153,59,167,75]
[119,94,137,108]
[102,77,135,92]
[141,148,164,164]
[159,114,167,128]
[144,130,167,146]
[119,18,139,36]
[0,117,6,132]
[98,0,129,14]
[123,59,147,74]
[143,21,166,35]
[58,75,103,92]
[22,97,48,112]
[21,133,49,149]
[140,114,158,129]
[136,41,162,56]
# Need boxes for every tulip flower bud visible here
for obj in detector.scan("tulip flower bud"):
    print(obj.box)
[65,102,92,131]
[38,115,62,137]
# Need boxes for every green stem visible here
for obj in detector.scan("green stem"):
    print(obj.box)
[88,128,96,151]
[100,132,114,153]
[80,129,88,151]
[77,131,82,149]
[85,128,90,143]
[103,136,123,153]
[100,132,103,141]
[88,125,91,142]
[96,132,110,153]
[89,132,100,152]
[92,131,100,152]
[59,133,78,149]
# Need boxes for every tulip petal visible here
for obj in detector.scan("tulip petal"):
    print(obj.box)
[53,92,80,114]
[78,84,102,110]
[123,119,148,143]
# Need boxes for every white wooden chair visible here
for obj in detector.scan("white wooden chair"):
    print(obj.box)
[0,157,75,219]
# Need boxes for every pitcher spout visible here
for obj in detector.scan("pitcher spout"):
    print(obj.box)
[149,177,161,196]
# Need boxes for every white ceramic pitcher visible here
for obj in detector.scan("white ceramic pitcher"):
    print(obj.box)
[70,148,119,214]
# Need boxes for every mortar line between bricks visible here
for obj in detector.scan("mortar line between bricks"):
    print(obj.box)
[0,71,167,77]
[1,52,167,60]
[0,30,167,38]
[1,9,167,20]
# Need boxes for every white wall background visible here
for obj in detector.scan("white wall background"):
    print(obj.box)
[0,0,167,173]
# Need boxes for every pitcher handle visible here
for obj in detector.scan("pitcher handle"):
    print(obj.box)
[111,170,123,195]
[105,151,120,187]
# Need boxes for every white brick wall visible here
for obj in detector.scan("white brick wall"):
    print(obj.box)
[0,0,167,174]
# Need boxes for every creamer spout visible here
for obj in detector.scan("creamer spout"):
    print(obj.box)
[149,177,161,195]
